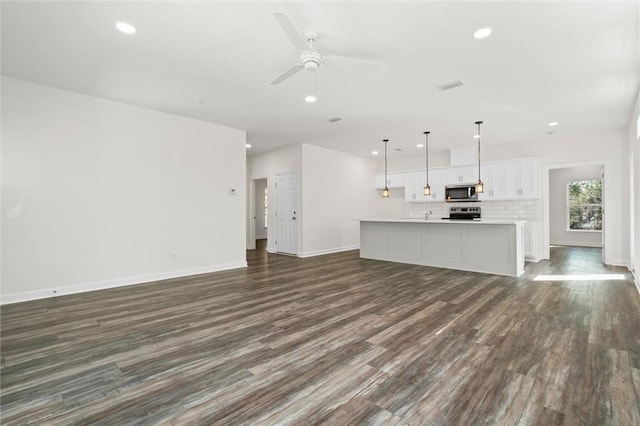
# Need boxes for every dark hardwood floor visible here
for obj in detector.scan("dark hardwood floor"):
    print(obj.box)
[1,246,639,425]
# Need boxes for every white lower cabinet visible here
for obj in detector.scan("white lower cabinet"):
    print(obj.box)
[523,221,540,261]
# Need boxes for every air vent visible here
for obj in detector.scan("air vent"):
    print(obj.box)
[437,80,464,91]
[328,117,343,123]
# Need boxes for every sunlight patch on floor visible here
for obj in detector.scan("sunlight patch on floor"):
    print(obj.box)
[533,274,626,281]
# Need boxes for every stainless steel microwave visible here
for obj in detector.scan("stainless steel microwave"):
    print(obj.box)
[445,184,479,202]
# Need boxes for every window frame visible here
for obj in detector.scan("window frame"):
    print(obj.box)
[566,178,602,232]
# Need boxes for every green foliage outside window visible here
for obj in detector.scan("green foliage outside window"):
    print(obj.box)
[568,179,602,230]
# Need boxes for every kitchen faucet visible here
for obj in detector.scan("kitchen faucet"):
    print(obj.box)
[424,210,433,220]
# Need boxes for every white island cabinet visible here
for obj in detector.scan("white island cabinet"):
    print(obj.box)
[359,219,526,277]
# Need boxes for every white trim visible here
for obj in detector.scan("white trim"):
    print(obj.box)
[0,262,248,305]
[550,241,603,248]
[565,178,602,232]
[298,245,360,258]
[542,160,611,263]
[607,258,629,268]
[525,256,542,263]
[547,256,625,268]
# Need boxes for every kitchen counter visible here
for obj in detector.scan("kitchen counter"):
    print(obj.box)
[358,218,525,276]
[359,218,526,225]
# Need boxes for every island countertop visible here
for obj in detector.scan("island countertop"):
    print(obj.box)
[359,218,525,276]
[358,218,526,225]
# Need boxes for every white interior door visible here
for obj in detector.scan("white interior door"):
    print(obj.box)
[276,172,298,255]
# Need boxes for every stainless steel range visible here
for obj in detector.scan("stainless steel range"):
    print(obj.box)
[444,206,481,220]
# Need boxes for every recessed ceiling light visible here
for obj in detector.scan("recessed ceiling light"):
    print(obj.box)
[372,151,379,155]
[245,144,252,148]
[473,28,492,39]
[305,95,317,103]
[417,144,424,148]
[548,122,559,126]
[473,135,481,139]
[116,22,136,34]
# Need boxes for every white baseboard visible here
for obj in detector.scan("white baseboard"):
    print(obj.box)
[0,261,248,305]
[606,258,629,268]
[525,256,542,263]
[298,245,359,258]
[550,241,602,248]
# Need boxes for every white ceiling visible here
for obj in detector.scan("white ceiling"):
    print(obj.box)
[2,1,638,158]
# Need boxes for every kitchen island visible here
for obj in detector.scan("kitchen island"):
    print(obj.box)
[359,218,526,277]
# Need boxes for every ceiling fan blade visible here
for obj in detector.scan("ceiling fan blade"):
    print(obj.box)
[273,12,308,51]
[326,54,379,65]
[270,63,304,85]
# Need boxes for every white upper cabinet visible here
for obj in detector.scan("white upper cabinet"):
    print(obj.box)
[404,170,447,203]
[446,166,477,184]
[477,159,539,200]
[375,158,540,201]
[478,163,504,200]
[425,169,447,202]
[375,172,406,189]
[404,171,423,202]
[504,159,540,199]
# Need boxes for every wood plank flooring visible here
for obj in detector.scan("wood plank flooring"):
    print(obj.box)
[2,245,639,425]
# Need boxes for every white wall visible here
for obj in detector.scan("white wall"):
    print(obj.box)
[254,179,267,239]
[300,143,379,257]
[1,77,247,304]
[247,144,302,253]
[549,165,603,247]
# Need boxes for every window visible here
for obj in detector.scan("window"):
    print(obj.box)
[567,179,602,231]
[264,187,268,229]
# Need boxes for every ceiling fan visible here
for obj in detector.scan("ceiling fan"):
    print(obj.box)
[270,11,378,85]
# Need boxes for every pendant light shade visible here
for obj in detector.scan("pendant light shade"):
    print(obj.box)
[423,131,431,196]
[475,121,484,194]
[382,139,390,198]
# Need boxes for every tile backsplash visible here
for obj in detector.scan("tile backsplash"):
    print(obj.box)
[407,199,542,220]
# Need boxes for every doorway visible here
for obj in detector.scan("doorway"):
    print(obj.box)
[545,162,605,263]
[254,178,268,251]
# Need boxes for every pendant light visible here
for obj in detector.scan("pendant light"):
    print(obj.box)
[382,139,390,198]
[475,120,484,193]
[423,131,431,196]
